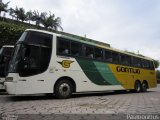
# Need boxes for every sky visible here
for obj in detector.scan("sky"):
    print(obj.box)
[2,0,160,68]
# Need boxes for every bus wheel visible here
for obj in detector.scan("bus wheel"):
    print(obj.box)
[55,80,73,99]
[134,81,141,93]
[141,81,148,92]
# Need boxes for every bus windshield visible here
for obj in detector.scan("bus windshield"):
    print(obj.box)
[8,44,21,73]
[8,31,52,76]
[0,48,4,55]
[0,46,14,77]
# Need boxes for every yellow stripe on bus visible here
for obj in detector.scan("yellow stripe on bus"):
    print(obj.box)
[108,64,157,89]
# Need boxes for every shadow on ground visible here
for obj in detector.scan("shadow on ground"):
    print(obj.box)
[7,90,154,102]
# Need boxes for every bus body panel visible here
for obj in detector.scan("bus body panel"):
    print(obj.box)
[55,57,125,92]
[6,57,124,94]
[6,56,156,94]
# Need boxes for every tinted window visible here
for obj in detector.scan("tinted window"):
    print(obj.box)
[18,31,52,48]
[25,46,40,69]
[105,50,112,62]
[40,47,52,72]
[133,57,141,67]
[57,38,70,55]
[71,42,82,56]
[119,54,132,66]
[126,55,132,66]
[3,47,14,56]
[19,45,52,77]
[112,52,119,63]
[84,45,94,59]
[120,54,126,65]
[149,61,154,70]
[94,47,103,60]
[142,60,150,69]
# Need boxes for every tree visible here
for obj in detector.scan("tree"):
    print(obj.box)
[41,12,53,28]
[9,8,15,19]
[1,2,63,31]
[18,8,27,22]
[13,6,20,21]
[0,1,10,17]
[41,11,63,31]
[26,10,33,24]
[32,10,42,27]
[51,16,63,31]
[9,6,27,22]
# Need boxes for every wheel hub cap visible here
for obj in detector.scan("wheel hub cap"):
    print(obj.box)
[59,83,70,96]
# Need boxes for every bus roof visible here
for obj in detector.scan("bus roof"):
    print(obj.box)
[25,29,153,61]
[25,29,110,47]
[106,47,153,61]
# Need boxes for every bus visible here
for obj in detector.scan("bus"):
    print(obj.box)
[5,29,157,98]
[0,45,14,90]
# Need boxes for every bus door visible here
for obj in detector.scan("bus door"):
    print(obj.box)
[18,45,52,93]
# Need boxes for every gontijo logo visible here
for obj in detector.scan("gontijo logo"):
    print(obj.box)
[116,66,140,74]
[58,60,74,68]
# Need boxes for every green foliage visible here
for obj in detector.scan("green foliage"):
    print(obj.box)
[0,1,10,16]
[40,12,63,30]
[17,8,27,22]
[1,0,63,30]
[26,10,33,24]
[0,21,35,46]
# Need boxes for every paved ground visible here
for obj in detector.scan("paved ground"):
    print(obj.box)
[0,85,160,120]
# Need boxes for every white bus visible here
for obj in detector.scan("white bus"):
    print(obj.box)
[5,29,156,98]
[0,45,14,90]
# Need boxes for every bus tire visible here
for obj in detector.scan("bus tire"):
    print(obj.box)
[134,81,141,93]
[141,81,148,92]
[55,79,73,99]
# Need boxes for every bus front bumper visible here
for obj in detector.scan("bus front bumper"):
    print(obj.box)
[5,82,16,94]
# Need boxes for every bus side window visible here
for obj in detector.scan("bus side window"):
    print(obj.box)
[126,55,132,66]
[57,38,70,55]
[142,60,146,68]
[105,50,112,62]
[120,54,126,65]
[94,47,103,60]
[71,41,82,57]
[149,61,154,70]
[84,45,94,59]
[133,57,142,68]
[146,60,151,69]
[142,60,151,69]
[112,52,119,64]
